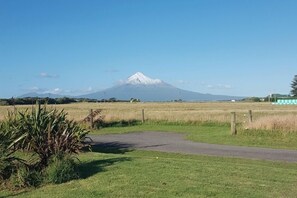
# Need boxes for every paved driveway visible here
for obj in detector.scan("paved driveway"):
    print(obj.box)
[89,132,297,162]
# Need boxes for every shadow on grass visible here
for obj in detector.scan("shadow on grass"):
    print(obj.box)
[80,141,134,179]
[85,142,135,154]
[82,139,134,180]
[95,119,141,128]
[79,157,131,179]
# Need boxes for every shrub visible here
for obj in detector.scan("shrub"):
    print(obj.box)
[0,149,20,181]
[45,154,79,184]
[11,103,89,167]
[10,165,42,188]
[0,115,24,181]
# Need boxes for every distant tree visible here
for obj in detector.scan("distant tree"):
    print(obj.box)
[109,98,116,102]
[242,97,261,102]
[291,75,297,97]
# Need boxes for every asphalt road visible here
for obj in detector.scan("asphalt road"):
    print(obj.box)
[89,132,297,162]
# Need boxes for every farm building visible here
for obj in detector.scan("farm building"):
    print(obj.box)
[272,99,297,105]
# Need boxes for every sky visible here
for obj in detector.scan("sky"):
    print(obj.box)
[1,0,297,98]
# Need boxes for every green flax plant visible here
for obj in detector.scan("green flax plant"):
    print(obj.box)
[0,111,24,181]
[9,103,89,168]
[0,103,89,188]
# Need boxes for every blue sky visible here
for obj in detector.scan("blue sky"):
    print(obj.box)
[1,0,297,98]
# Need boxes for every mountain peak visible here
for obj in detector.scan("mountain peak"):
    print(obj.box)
[126,72,162,85]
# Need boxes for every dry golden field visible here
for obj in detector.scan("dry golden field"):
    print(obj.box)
[1,102,297,128]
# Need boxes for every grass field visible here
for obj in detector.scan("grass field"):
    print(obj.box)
[1,102,297,124]
[1,150,297,198]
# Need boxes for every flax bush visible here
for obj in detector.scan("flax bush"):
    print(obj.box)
[0,114,24,182]
[0,103,89,188]
[11,103,89,167]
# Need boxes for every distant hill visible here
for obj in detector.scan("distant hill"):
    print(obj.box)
[79,72,243,101]
[18,92,66,98]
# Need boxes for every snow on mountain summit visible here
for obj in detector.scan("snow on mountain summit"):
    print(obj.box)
[126,72,163,85]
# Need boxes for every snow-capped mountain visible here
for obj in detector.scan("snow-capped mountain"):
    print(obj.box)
[79,72,243,101]
[126,72,163,85]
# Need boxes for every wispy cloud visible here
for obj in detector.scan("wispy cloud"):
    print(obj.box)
[52,87,95,96]
[25,86,63,94]
[24,86,96,96]
[86,87,93,92]
[177,80,189,84]
[28,86,41,92]
[47,88,62,94]
[71,87,94,95]
[206,84,232,90]
[40,72,59,79]
[25,86,46,93]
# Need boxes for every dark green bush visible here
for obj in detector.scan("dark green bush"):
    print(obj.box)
[10,165,42,188]
[0,154,21,182]
[45,154,79,184]
[0,115,23,181]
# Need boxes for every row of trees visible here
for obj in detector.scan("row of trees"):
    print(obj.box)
[0,97,137,106]
[0,97,77,106]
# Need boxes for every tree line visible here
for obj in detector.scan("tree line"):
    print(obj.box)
[0,97,133,106]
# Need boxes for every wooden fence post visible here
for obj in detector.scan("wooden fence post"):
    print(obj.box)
[89,109,94,129]
[142,109,145,123]
[248,110,253,123]
[231,112,237,135]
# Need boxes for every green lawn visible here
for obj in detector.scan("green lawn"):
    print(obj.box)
[91,122,297,150]
[1,150,297,198]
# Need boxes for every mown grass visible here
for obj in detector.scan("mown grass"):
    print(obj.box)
[91,121,297,150]
[1,150,297,198]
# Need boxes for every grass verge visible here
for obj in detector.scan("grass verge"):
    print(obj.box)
[1,150,297,198]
